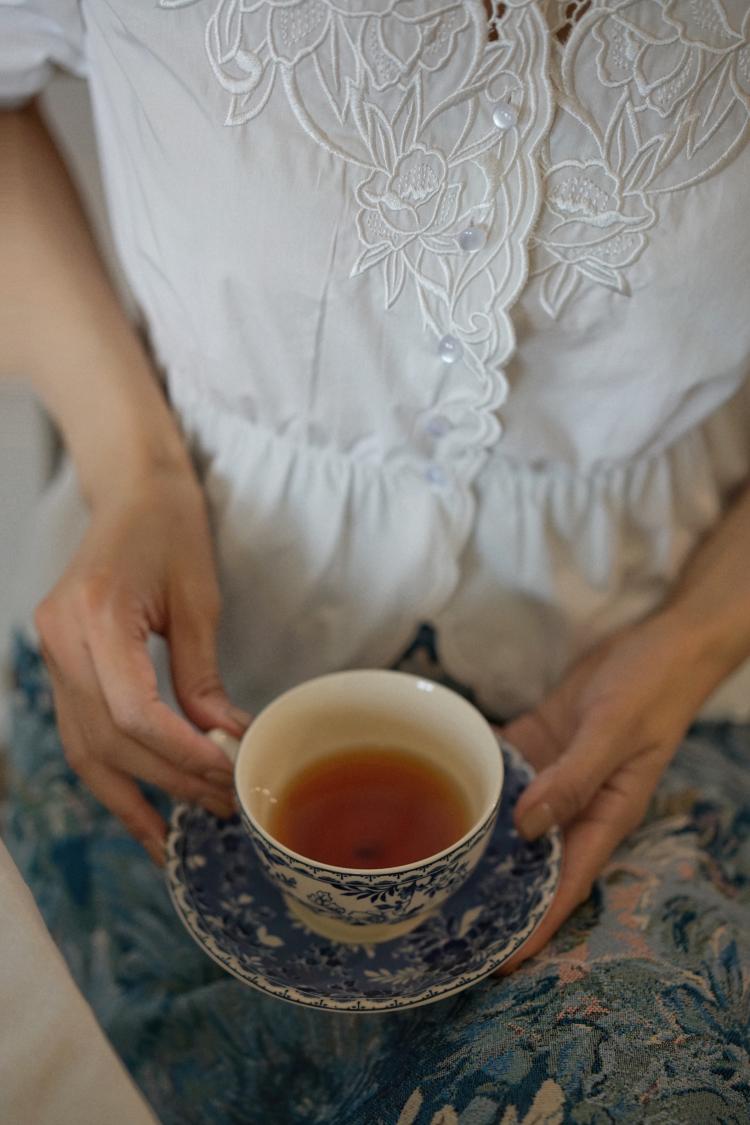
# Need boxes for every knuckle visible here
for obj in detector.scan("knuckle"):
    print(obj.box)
[555,772,592,821]
[79,572,113,620]
[61,739,88,775]
[169,744,197,773]
[575,882,595,909]
[118,810,150,841]
[196,581,221,624]
[109,696,146,739]
[184,668,223,701]
[622,797,650,837]
[34,596,60,646]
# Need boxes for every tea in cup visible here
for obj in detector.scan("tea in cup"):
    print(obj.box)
[211,670,503,943]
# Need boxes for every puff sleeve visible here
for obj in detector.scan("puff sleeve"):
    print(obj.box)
[0,1,86,107]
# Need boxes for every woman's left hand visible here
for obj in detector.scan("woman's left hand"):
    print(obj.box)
[499,612,722,971]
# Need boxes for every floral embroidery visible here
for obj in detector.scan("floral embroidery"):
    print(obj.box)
[159,1,750,337]
[159,0,553,396]
[531,0,750,316]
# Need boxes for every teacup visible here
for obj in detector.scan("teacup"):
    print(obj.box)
[211,669,503,944]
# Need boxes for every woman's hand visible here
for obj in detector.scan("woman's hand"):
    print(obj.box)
[499,482,750,969]
[499,613,727,970]
[34,466,250,864]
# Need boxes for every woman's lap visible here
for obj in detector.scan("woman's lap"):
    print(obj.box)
[5,637,750,1124]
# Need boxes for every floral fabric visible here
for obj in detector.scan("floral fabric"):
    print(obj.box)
[5,635,750,1124]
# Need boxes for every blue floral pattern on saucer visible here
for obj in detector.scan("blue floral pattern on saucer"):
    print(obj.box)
[165,743,562,1012]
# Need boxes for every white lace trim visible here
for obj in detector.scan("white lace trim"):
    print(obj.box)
[531,0,750,317]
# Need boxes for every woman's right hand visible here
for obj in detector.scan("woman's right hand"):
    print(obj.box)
[34,465,250,864]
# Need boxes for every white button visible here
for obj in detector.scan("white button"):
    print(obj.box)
[426,414,452,438]
[437,334,463,364]
[425,463,448,487]
[458,225,487,253]
[492,103,518,130]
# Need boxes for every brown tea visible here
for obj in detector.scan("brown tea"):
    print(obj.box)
[268,746,472,868]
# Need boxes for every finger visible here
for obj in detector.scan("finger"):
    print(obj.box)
[499,818,613,973]
[500,713,564,774]
[100,738,236,814]
[77,759,168,865]
[41,616,236,809]
[500,772,655,973]
[167,585,251,735]
[513,713,633,840]
[86,598,236,778]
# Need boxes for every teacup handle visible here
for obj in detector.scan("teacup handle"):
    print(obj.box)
[208,728,241,765]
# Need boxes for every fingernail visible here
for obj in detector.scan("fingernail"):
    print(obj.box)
[517,802,556,842]
[203,768,235,787]
[201,796,235,820]
[144,837,165,867]
[229,706,252,730]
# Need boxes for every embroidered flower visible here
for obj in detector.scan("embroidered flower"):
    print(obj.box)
[532,0,750,319]
[595,0,744,117]
[731,10,750,108]
[158,0,554,388]
[354,143,463,306]
[662,0,743,51]
[267,0,332,66]
[532,159,654,313]
[358,146,456,245]
[360,6,469,92]
[596,3,698,117]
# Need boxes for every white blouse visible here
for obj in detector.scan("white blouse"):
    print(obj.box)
[3,0,750,719]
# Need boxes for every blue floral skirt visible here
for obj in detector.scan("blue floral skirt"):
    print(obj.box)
[5,634,750,1124]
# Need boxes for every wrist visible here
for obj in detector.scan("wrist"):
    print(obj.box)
[69,387,199,514]
[654,600,750,699]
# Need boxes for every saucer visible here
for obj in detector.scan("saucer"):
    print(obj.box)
[165,742,562,1012]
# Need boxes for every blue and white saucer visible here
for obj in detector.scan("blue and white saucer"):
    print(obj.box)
[165,743,562,1012]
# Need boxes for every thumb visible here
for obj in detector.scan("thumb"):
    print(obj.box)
[168,594,251,736]
[513,713,629,841]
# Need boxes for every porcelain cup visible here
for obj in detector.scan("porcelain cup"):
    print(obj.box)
[211,669,503,944]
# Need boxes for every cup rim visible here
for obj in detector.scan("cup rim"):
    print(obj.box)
[233,669,505,876]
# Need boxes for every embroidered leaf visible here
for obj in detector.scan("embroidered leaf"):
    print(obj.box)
[621,135,662,193]
[577,258,630,294]
[204,0,239,68]
[604,91,629,173]
[366,103,397,170]
[421,234,459,255]
[225,66,276,126]
[351,242,392,277]
[220,0,242,61]
[450,99,479,162]
[663,0,742,52]
[384,252,407,309]
[329,17,341,95]
[313,52,343,125]
[539,262,579,318]
[395,85,422,155]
